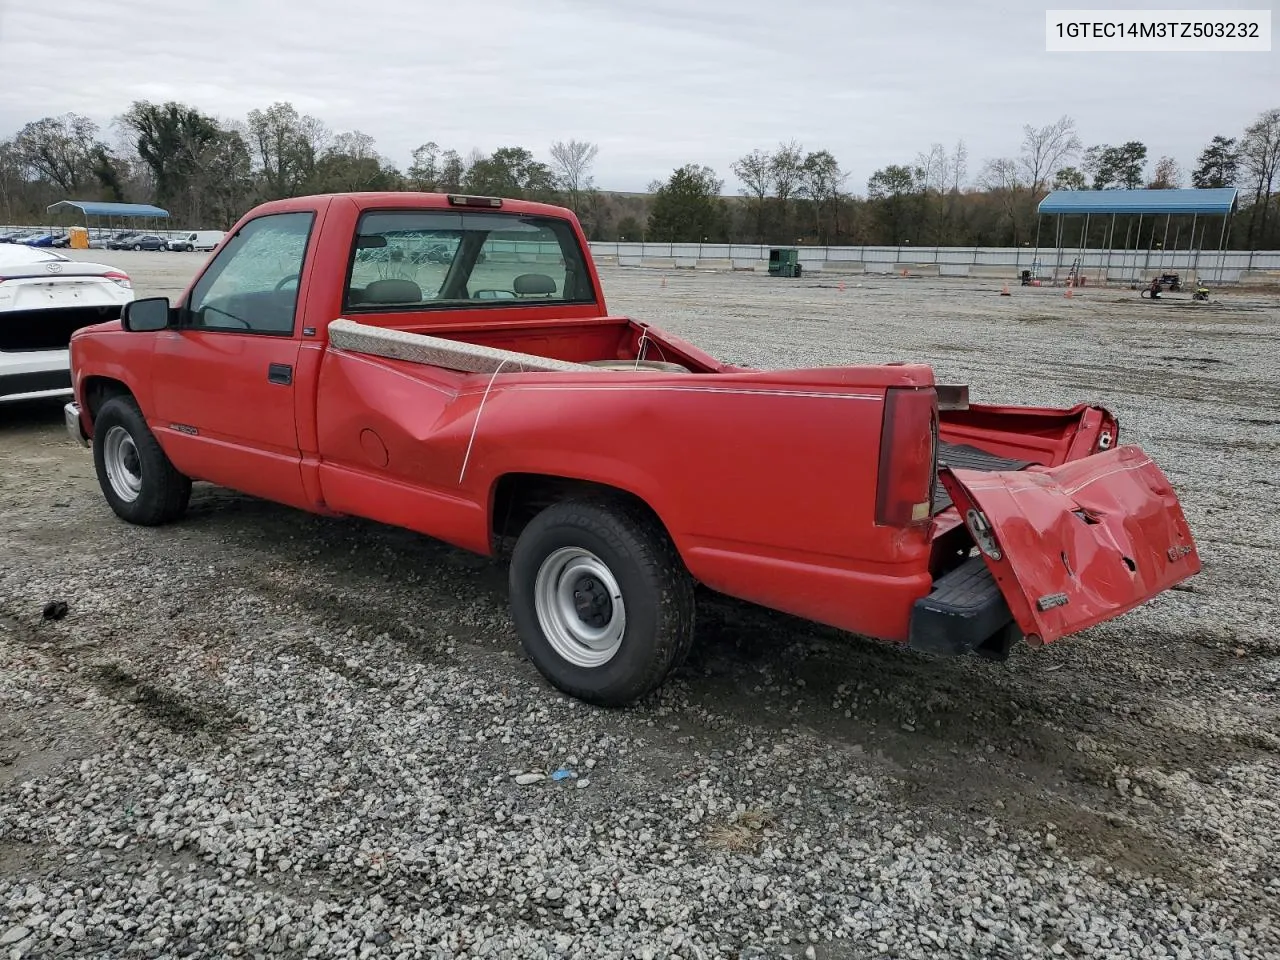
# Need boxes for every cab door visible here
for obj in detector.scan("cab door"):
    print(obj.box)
[150,211,316,508]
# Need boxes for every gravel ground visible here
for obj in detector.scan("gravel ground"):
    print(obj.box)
[1,252,1278,959]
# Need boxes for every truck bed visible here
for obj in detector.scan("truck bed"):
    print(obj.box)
[932,441,1030,514]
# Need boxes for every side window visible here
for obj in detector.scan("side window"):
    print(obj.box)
[187,212,314,334]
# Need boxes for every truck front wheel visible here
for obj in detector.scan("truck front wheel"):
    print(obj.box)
[92,396,191,526]
[509,499,695,707]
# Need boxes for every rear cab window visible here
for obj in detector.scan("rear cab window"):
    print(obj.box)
[344,210,596,312]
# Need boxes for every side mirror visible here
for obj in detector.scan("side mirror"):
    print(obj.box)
[121,297,172,332]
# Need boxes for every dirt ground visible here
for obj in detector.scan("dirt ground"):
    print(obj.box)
[1,250,1278,958]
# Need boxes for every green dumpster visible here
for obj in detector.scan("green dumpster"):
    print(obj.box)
[768,247,802,278]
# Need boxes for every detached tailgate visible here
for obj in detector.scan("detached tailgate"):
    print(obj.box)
[939,444,1199,645]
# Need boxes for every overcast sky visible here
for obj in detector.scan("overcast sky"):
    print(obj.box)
[0,0,1275,194]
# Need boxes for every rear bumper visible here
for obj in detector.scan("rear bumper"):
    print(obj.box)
[65,401,89,447]
[0,354,72,403]
[907,557,1018,658]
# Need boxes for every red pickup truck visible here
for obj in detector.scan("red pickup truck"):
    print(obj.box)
[64,192,1200,706]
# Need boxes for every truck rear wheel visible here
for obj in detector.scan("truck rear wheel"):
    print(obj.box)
[509,499,695,707]
[92,396,191,526]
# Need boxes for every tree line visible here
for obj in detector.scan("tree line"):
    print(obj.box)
[2,100,1277,249]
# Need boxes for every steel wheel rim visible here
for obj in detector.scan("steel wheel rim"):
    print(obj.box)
[103,425,143,503]
[534,547,626,668]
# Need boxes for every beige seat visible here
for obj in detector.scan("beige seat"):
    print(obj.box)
[363,278,423,304]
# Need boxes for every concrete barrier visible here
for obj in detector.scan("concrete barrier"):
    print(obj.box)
[697,258,733,271]
[938,264,970,277]
[864,262,896,274]
[674,257,697,269]
[618,255,642,268]
[821,261,865,274]
[732,258,766,271]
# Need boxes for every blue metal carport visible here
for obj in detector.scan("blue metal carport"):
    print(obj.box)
[1032,188,1239,284]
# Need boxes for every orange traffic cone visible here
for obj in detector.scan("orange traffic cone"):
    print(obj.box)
[1064,287,1073,298]
[661,276,667,288]
[1000,283,1010,296]
[838,280,846,291]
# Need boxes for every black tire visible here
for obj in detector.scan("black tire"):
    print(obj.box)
[92,396,191,526]
[132,243,142,251]
[509,498,695,707]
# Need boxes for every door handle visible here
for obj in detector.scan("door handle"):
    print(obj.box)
[267,363,293,385]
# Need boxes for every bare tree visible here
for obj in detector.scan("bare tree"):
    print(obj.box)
[914,144,948,243]
[549,139,599,212]
[1020,115,1081,195]
[245,102,330,199]
[0,139,22,222]
[409,142,440,190]
[949,139,968,193]
[11,113,101,192]
[799,150,846,243]
[1147,155,1182,189]
[731,148,773,242]
[1241,108,1280,246]
[770,140,805,239]
[979,157,1026,243]
[940,140,969,243]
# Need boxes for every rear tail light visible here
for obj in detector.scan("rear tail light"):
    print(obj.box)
[105,271,132,289]
[875,386,939,526]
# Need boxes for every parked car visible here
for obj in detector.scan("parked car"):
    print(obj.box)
[165,230,226,252]
[103,232,140,250]
[0,245,134,403]
[64,191,1200,708]
[20,232,62,248]
[109,234,167,251]
[0,230,39,244]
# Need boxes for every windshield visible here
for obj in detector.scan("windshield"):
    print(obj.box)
[344,210,596,311]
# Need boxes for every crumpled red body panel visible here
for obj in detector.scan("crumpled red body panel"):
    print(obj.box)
[939,444,1200,644]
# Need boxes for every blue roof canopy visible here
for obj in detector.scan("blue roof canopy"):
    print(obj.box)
[1037,188,1237,216]
[47,200,170,218]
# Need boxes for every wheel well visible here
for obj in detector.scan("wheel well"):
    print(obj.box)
[491,474,669,554]
[82,377,133,423]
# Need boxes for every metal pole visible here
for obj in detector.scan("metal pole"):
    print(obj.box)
[1215,215,1228,282]
[1081,212,1090,283]
[1120,219,1130,280]
[1103,213,1115,285]
[1133,214,1143,282]
[1141,214,1154,276]
[1188,214,1197,281]
[1032,215,1042,279]
[1160,214,1170,274]
[1053,214,1062,283]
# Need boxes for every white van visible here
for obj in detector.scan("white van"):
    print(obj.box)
[166,230,226,253]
